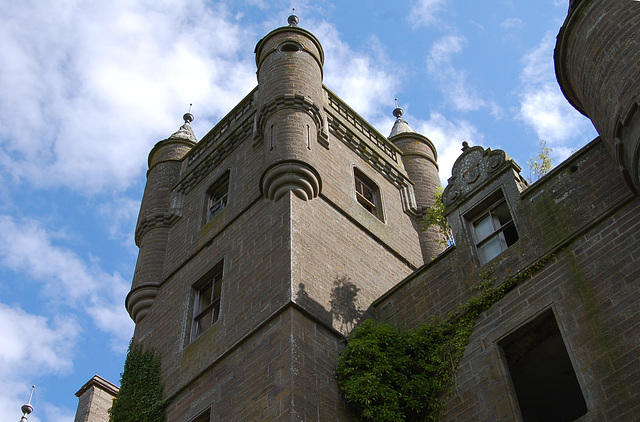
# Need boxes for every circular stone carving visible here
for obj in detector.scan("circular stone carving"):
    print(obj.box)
[261,161,321,201]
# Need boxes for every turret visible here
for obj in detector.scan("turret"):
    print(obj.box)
[254,12,325,201]
[555,0,640,192]
[125,113,197,323]
[388,106,444,261]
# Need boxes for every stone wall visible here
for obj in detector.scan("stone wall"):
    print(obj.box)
[374,138,640,420]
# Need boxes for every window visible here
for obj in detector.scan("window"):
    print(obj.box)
[191,408,211,422]
[191,262,223,341]
[467,190,518,263]
[499,310,587,421]
[206,172,229,223]
[354,169,381,219]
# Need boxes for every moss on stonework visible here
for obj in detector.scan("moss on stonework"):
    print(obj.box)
[529,192,572,250]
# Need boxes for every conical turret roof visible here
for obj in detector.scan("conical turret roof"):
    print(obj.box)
[167,112,197,143]
[389,106,417,138]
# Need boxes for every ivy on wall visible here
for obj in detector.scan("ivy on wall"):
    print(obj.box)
[109,342,166,422]
[423,187,453,247]
[336,254,555,421]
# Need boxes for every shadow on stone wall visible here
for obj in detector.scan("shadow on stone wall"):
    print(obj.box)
[329,275,364,333]
[296,282,332,324]
[294,277,365,334]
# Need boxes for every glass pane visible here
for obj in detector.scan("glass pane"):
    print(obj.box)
[493,202,512,226]
[213,277,222,300]
[479,236,503,262]
[361,184,375,203]
[198,285,212,310]
[474,215,494,241]
[197,309,213,334]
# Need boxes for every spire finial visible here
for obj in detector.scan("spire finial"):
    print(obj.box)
[20,386,35,422]
[392,98,403,119]
[288,8,299,26]
[183,103,194,124]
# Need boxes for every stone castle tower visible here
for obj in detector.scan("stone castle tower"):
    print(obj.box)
[75,2,640,421]
[121,14,441,421]
[555,0,640,193]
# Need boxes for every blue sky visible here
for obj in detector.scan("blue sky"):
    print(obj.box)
[0,0,597,420]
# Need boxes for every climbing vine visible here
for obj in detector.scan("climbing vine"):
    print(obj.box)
[336,254,555,421]
[109,341,166,422]
[423,187,453,247]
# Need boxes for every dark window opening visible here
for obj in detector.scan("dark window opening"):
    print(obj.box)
[467,189,518,263]
[354,169,382,220]
[191,408,211,422]
[206,172,229,223]
[499,310,588,422]
[191,262,223,342]
[279,42,301,52]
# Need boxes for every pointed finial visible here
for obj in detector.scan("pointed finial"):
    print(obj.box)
[183,104,194,124]
[20,386,35,422]
[288,8,299,26]
[392,98,403,119]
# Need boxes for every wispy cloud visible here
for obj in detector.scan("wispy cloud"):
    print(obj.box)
[426,35,502,116]
[500,17,524,29]
[0,215,133,349]
[410,0,448,28]
[0,304,79,422]
[517,32,595,160]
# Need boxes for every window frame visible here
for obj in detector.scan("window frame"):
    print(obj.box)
[466,189,518,264]
[354,168,382,220]
[190,261,223,342]
[205,171,229,224]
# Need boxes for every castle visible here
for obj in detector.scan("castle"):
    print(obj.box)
[74,1,640,420]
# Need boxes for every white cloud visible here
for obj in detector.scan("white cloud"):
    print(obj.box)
[417,113,484,185]
[517,32,596,160]
[370,107,483,186]
[426,35,502,115]
[0,0,257,195]
[0,304,79,422]
[500,17,524,29]
[410,0,448,28]
[0,216,133,350]
[98,196,141,251]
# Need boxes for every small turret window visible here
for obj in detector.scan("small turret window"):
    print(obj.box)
[279,41,301,52]
[354,168,382,220]
[205,171,229,223]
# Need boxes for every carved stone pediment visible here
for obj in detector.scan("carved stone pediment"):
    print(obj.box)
[442,145,512,207]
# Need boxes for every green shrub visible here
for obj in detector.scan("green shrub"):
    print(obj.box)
[336,254,555,421]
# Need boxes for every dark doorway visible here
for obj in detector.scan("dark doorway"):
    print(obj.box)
[499,310,587,421]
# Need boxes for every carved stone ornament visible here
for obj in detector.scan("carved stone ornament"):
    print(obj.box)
[442,145,509,207]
